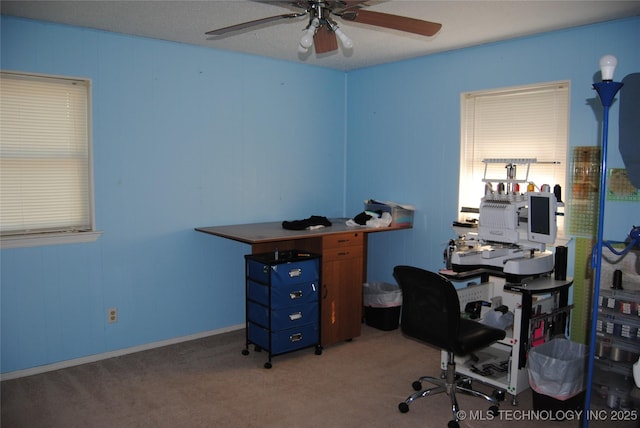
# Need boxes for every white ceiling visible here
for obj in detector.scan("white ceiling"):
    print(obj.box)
[2,0,639,71]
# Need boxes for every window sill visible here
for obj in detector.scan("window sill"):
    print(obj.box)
[1,230,103,249]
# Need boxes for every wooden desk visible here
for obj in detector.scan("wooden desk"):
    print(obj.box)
[196,218,411,347]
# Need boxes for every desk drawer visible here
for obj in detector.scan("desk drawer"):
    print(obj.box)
[248,300,318,331]
[323,232,363,249]
[322,245,363,261]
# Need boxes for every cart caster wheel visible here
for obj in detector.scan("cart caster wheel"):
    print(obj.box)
[264,362,272,369]
[488,405,499,416]
[448,420,460,428]
[412,381,422,391]
[398,402,409,413]
[241,349,249,356]
[492,389,505,402]
[314,346,323,355]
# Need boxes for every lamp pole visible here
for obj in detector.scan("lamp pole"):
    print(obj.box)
[583,55,623,428]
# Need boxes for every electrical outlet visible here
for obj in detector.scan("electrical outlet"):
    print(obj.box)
[108,307,118,323]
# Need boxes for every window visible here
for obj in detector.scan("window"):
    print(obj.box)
[459,82,569,226]
[0,71,101,248]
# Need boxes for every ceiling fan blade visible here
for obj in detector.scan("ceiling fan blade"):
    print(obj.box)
[205,13,305,36]
[345,9,442,37]
[313,26,338,54]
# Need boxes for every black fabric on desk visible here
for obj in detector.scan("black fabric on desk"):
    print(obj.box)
[282,215,332,231]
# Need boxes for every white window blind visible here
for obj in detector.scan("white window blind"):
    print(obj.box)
[1,71,94,239]
[459,82,570,211]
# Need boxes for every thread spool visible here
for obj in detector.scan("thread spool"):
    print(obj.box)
[607,392,620,409]
[612,270,623,290]
[554,246,567,280]
[610,346,627,362]
[541,183,551,192]
[553,184,562,202]
[596,341,610,358]
[527,182,535,192]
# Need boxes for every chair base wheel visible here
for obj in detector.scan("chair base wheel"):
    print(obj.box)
[398,402,410,413]
[448,421,460,428]
[411,381,422,391]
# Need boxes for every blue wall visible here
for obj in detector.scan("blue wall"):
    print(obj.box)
[1,17,347,374]
[1,15,638,374]
[347,18,640,285]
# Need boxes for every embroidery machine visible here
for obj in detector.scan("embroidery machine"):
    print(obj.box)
[449,159,561,281]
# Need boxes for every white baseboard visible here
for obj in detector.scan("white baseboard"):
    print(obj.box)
[0,324,245,381]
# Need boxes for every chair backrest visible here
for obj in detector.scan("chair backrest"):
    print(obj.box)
[393,265,461,352]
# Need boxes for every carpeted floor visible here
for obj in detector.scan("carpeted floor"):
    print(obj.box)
[1,324,637,427]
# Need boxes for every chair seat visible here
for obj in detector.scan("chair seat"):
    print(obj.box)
[453,318,506,356]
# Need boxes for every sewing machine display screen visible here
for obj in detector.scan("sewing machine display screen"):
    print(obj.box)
[528,192,556,245]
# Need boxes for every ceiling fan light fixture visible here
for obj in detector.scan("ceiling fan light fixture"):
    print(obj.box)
[299,17,320,52]
[328,22,353,49]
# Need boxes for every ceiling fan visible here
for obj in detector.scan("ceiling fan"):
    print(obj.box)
[205,1,442,54]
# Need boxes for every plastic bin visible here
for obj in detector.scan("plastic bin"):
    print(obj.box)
[363,201,414,227]
[527,338,588,411]
[363,282,402,331]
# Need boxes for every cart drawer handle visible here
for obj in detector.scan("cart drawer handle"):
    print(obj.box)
[288,268,302,278]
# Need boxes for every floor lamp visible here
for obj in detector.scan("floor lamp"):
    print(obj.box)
[583,55,623,428]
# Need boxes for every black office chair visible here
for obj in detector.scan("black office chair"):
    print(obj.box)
[393,265,506,428]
